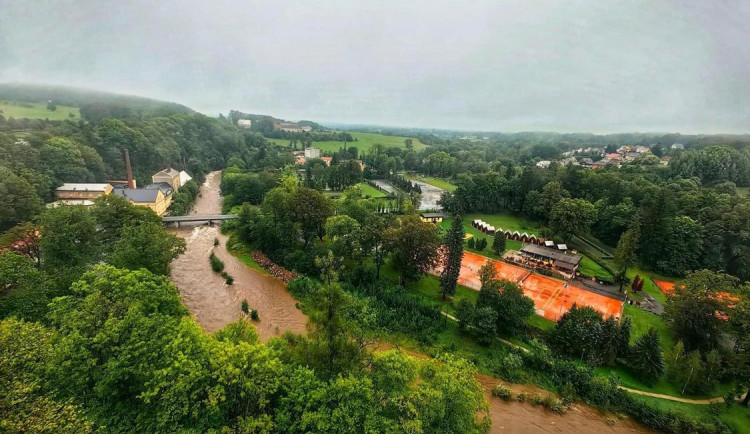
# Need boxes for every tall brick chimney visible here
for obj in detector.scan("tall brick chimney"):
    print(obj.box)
[124,149,135,189]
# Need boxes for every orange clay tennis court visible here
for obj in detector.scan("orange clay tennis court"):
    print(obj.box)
[654,279,676,295]
[433,251,623,322]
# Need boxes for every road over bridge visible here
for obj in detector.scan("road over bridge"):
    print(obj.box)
[162,214,238,227]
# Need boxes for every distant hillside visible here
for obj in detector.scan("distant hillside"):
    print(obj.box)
[0,83,193,122]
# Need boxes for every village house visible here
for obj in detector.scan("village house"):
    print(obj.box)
[304,147,321,159]
[559,156,578,166]
[51,183,113,206]
[237,119,252,128]
[152,167,182,191]
[420,212,445,224]
[536,160,552,169]
[591,159,611,169]
[518,244,582,278]
[275,122,312,133]
[178,170,192,187]
[113,187,171,216]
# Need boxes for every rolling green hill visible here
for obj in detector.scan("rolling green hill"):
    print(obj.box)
[269,131,426,154]
[0,100,79,120]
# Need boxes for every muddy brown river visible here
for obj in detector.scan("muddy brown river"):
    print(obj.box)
[169,171,307,341]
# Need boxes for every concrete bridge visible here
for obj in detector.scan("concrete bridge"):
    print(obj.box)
[162,214,238,227]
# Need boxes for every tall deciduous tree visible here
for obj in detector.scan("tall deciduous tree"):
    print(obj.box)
[109,221,186,275]
[361,213,395,279]
[550,198,597,240]
[38,205,98,272]
[440,215,465,299]
[385,215,440,285]
[664,270,735,351]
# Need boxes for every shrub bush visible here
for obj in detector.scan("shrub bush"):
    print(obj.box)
[491,383,513,401]
[241,299,249,314]
[209,252,224,272]
[250,309,259,321]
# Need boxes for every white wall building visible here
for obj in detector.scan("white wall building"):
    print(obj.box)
[304,147,321,159]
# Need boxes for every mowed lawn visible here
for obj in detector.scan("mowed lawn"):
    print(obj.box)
[440,213,544,258]
[579,256,613,279]
[0,100,79,120]
[355,182,387,198]
[404,174,457,192]
[269,132,426,154]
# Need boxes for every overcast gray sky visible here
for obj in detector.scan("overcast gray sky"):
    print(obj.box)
[1,0,749,133]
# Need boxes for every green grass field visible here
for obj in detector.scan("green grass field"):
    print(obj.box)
[633,395,749,434]
[380,262,477,316]
[0,100,79,120]
[578,256,613,279]
[622,304,674,347]
[404,174,457,192]
[627,267,669,304]
[269,132,426,154]
[355,182,388,198]
[440,213,545,259]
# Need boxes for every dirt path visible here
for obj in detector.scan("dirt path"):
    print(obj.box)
[169,171,307,341]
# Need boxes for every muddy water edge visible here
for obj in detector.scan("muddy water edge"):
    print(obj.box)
[168,171,307,341]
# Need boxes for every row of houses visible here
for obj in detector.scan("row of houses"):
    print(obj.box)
[51,167,191,216]
[275,122,312,133]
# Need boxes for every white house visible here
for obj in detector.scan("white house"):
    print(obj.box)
[304,147,321,159]
[536,160,552,169]
[237,119,252,128]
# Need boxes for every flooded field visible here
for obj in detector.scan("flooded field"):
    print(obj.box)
[370,179,399,195]
[169,171,307,341]
[412,180,443,211]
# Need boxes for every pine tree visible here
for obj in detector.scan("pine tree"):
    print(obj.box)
[467,237,476,249]
[440,215,465,300]
[629,327,665,386]
[476,238,486,251]
[492,232,506,255]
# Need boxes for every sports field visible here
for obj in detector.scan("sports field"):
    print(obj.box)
[269,132,426,154]
[432,251,624,322]
[653,279,676,295]
[0,100,79,120]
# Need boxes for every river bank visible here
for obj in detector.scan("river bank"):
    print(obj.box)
[169,171,307,341]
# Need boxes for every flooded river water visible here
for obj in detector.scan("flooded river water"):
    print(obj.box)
[169,171,307,341]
